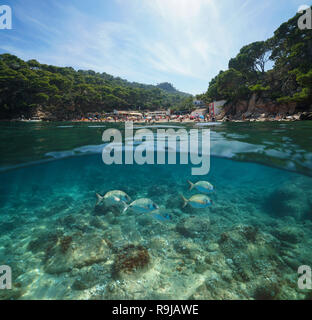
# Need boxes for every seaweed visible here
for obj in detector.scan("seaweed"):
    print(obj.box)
[60,236,73,254]
[241,225,258,243]
[113,244,150,277]
[27,232,59,254]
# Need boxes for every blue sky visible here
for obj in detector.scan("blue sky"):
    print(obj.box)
[0,0,311,94]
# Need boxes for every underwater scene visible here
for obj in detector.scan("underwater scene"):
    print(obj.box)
[1,121,312,300]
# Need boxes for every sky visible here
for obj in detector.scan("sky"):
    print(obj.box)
[0,0,311,95]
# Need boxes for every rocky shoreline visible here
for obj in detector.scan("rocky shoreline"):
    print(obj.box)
[220,111,312,123]
[216,93,312,123]
[3,111,312,123]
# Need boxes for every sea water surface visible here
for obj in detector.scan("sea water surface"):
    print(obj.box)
[0,121,312,300]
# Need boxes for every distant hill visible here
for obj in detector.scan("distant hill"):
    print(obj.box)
[156,82,191,97]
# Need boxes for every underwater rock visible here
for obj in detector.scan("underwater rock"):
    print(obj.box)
[166,196,184,209]
[253,278,280,300]
[93,203,113,216]
[136,214,157,227]
[176,215,210,238]
[89,216,108,230]
[218,225,259,247]
[57,215,78,228]
[103,211,119,224]
[60,236,73,253]
[112,244,150,279]
[149,237,170,251]
[265,184,311,220]
[282,256,299,270]
[72,267,100,290]
[44,232,110,274]
[103,280,127,299]
[27,230,61,254]
[272,226,303,244]
[0,219,19,234]
[174,239,202,259]
[206,243,220,252]
[0,283,25,300]
[218,225,280,283]
[147,185,168,197]
[104,225,124,243]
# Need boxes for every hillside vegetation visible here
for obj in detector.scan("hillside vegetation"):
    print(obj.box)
[199,8,312,112]
[0,54,192,119]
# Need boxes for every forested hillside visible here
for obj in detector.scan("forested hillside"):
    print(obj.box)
[0,54,192,119]
[199,7,312,113]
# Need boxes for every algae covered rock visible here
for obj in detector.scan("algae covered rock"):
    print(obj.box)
[176,215,210,238]
[112,244,150,279]
[44,232,111,274]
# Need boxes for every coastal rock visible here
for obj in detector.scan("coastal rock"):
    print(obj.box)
[299,112,312,121]
[225,92,299,120]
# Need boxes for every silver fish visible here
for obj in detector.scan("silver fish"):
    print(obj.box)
[123,198,159,214]
[96,190,131,206]
[181,194,213,209]
[187,180,214,194]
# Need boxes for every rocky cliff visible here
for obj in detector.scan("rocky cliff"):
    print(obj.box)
[217,93,312,122]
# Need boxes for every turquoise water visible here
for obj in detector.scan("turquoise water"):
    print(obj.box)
[1,122,312,300]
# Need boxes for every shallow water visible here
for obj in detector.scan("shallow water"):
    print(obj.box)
[0,122,312,300]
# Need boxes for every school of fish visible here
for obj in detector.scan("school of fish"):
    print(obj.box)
[95,179,214,216]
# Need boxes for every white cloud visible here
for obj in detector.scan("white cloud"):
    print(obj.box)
[297,4,310,12]
[2,0,308,94]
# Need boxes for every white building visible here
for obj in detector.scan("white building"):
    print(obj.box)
[193,99,205,107]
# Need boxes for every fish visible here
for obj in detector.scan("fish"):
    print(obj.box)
[96,190,131,206]
[187,180,214,194]
[152,213,172,222]
[181,194,213,209]
[123,198,159,214]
